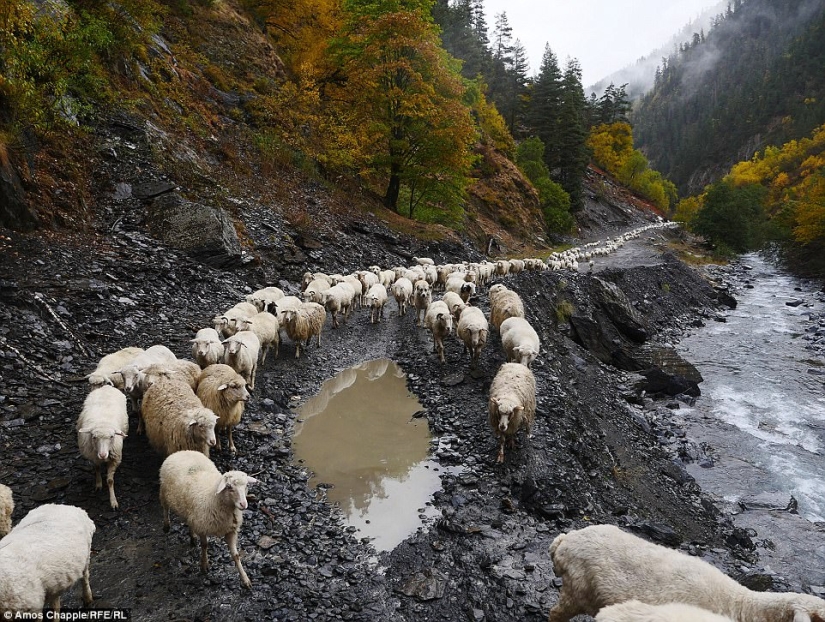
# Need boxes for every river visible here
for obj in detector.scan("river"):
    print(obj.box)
[677,254,825,590]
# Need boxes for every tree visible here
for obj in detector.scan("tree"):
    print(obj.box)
[515,136,574,233]
[332,3,475,213]
[691,180,768,252]
[556,58,590,210]
[526,44,563,172]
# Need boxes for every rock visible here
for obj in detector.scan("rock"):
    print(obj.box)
[716,288,737,309]
[133,180,176,200]
[633,521,681,546]
[396,569,447,601]
[740,569,776,591]
[147,193,242,268]
[441,373,465,387]
[633,345,703,397]
[593,277,648,342]
[785,299,804,307]
[738,492,798,513]
[0,148,38,231]
[113,182,133,201]
[568,315,642,372]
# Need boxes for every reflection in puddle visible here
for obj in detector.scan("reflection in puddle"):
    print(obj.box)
[292,359,445,551]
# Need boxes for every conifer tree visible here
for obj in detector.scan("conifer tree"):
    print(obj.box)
[557,58,590,210]
[527,44,563,172]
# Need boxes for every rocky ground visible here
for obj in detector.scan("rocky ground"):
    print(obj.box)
[0,119,771,621]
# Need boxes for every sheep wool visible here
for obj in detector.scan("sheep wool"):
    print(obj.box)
[424,300,454,363]
[76,385,128,509]
[222,330,261,390]
[391,277,413,316]
[0,484,12,537]
[197,364,250,454]
[141,378,218,457]
[549,524,825,622]
[456,306,488,368]
[0,504,95,612]
[191,327,224,368]
[488,363,536,463]
[282,302,325,359]
[159,451,257,589]
[489,284,525,330]
[235,311,280,362]
[595,601,735,622]
[366,283,388,324]
[87,346,144,389]
[499,316,541,368]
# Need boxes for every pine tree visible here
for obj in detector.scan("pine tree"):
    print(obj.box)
[527,44,563,172]
[557,58,590,210]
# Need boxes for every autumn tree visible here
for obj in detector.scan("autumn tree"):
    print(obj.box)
[332,0,475,214]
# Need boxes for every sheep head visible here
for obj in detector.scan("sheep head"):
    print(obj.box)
[216,471,258,510]
[79,427,127,461]
[218,379,250,404]
[490,397,523,433]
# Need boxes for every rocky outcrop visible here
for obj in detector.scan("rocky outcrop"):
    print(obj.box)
[592,277,648,342]
[146,193,242,268]
[0,146,38,231]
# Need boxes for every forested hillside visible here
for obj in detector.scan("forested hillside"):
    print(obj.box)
[1,0,673,245]
[633,0,825,195]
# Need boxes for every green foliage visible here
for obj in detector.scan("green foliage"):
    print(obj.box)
[555,299,574,324]
[691,180,768,253]
[515,136,574,233]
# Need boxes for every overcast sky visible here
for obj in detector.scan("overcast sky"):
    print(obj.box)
[482,0,717,87]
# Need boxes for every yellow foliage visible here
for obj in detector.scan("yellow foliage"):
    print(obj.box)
[674,195,704,225]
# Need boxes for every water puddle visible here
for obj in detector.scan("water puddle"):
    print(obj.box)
[292,359,447,551]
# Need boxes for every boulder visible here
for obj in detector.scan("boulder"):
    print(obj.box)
[569,315,643,372]
[147,193,242,268]
[593,277,648,342]
[633,345,703,397]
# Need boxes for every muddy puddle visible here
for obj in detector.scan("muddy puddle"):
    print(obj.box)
[292,359,448,551]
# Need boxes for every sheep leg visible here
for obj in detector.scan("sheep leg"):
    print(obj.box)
[136,413,144,435]
[94,465,103,491]
[274,339,279,359]
[332,312,339,329]
[47,595,61,612]
[497,437,506,463]
[250,362,257,390]
[260,344,269,364]
[228,427,236,454]
[316,331,321,348]
[199,534,209,573]
[225,531,252,589]
[106,461,119,510]
[82,561,93,606]
[548,591,583,622]
[215,431,222,452]
[295,343,302,359]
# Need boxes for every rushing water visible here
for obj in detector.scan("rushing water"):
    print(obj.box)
[292,359,447,551]
[677,254,825,586]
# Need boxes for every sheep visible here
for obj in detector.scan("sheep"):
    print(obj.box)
[499,317,540,368]
[441,291,467,323]
[0,484,12,537]
[495,259,511,276]
[509,258,525,273]
[366,283,388,324]
[222,330,261,390]
[245,286,284,312]
[302,278,332,304]
[595,601,735,622]
[488,362,536,463]
[213,302,259,338]
[76,385,128,509]
[355,271,379,305]
[301,271,332,291]
[323,283,355,328]
[235,311,280,362]
[197,364,250,454]
[489,283,525,330]
[134,360,203,432]
[341,275,363,309]
[282,302,325,359]
[141,378,218,457]
[191,327,224,368]
[0,504,95,612]
[424,300,454,363]
[457,306,488,368]
[413,256,434,266]
[391,277,413,316]
[159,451,257,589]
[87,346,144,390]
[548,523,825,622]
[413,280,432,327]
[119,344,177,411]
[445,275,476,303]
[272,295,302,324]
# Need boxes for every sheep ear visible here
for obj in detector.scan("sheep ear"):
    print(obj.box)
[188,420,198,427]
[490,397,499,406]
[247,476,258,486]
[217,383,228,391]
[437,312,444,320]
[115,430,128,438]
[514,406,524,415]
[793,610,812,622]
[78,427,91,434]
[216,478,228,495]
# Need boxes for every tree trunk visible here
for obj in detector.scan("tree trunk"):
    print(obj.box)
[384,169,401,211]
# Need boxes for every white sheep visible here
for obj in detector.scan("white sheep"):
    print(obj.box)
[425,300,454,363]
[76,385,128,509]
[342,275,363,309]
[245,286,284,312]
[302,278,332,304]
[86,346,144,389]
[488,362,536,463]
[356,271,379,305]
[499,317,540,368]
[282,302,325,359]
[595,601,735,622]
[159,451,257,589]
[301,271,332,291]
[457,306,488,368]
[0,484,12,537]
[235,311,280,362]
[413,280,432,327]
[441,291,467,323]
[222,330,261,389]
[391,277,413,316]
[119,344,177,411]
[446,276,476,303]
[197,364,249,454]
[191,327,224,368]
[141,378,218,457]
[413,256,435,265]
[548,523,825,622]
[272,295,302,324]
[213,302,259,338]
[323,283,355,328]
[366,283,388,324]
[0,504,95,612]
[488,283,525,330]
[133,360,202,434]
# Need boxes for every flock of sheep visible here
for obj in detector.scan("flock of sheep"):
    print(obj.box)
[4,219,822,621]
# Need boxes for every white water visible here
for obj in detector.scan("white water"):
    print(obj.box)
[677,254,825,586]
